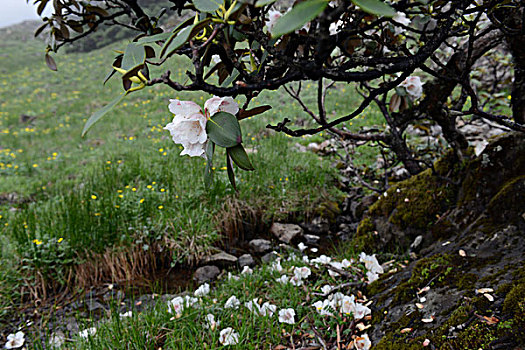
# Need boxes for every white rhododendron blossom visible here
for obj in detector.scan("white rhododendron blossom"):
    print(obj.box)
[311,255,331,265]
[367,271,380,283]
[321,285,333,294]
[276,275,290,284]
[224,295,240,309]
[278,308,296,324]
[354,334,372,350]
[329,20,344,35]
[359,252,384,274]
[293,266,312,279]
[4,331,25,349]
[392,12,411,35]
[313,299,333,316]
[399,76,424,100]
[340,295,356,315]
[164,96,239,158]
[241,266,253,275]
[204,313,219,330]
[168,296,185,315]
[265,10,282,35]
[219,327,239,346]
[259,302,277,317]
[353,302,372,320]
[194,283,210,297]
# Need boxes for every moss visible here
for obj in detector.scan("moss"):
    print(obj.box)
[350,217,378,253]
[455,273,477,291]
[503,282,525,315]
[445,322,498,349]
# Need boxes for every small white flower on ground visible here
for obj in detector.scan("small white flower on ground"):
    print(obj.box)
[184,295,199,307]
[4,331,25,349]
[204,314,219,330]
[49,332,65,347]
[359,252,384,274]
[219,327,239,346]
[399,76,424,100]
[290,275,303,286]
[354,334,372,350]
[366,271,380,283]
[329,261,344,277]
[298,242,307,251]
[293,266,311,279]
[260,302,277,317]
[168,296,184,315]
[353,302,372,320]
[211,54,221,64]
[302,255,310,263]
[341,295,356,315]
[271,259,283,273]
[194,283,210,297]
[119,311,133,318]
[310,247,318,253]
[244,298,260,313]
[78,327,97,338]
[329,292,346,307]
[276,275,289,284]
[313,299,333,316]
[341,258,352,268]
[321,285,333,294]
[311,255,331,265]
[224,295,240,309]
[265,10,282,35]
[278,308,296,324]
[227,272,239,281]
[241,266,253,275]
[329,20,344,35]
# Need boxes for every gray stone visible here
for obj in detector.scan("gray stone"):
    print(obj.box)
[270,223,303,243]
[193,265,220,283]
[238,254,255,268]
[249,239,272,253]
[304,234,320,244]
[204,251,237,266]
[261,251,279,263]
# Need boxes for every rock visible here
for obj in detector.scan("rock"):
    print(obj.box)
[238,254,255,268]
[204,251,237,266]
[304,234,320,244]
[307,142,320,152]
[193,265,220,283]
[261,251,279,263]
[248,239,272,253]
[270,223,303,243]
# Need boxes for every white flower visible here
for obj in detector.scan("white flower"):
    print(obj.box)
[4,331,25,349]
[211,54,221,64]
[266,10,282,35]
[340,295,356,315]
[321,285,333,294]
[167,296,197,315]
[204,313,219,330]
[359,252,384,274]
[278,308,296,324]
[366,271,380,283]
[329,261,343,277]
[184,295,199,307]
[392,12,410,35]
[164,96,238,158]
[241,266,253,275]
[329,292,346,308]
[353,302,372,320]
[260,302,277,317]
[49,332,65,348]
[354,334,372,350]
[341,258,352,268]
[227,272,240,281]
[276,275,290,284]
[298,242,307,251]
[271,259,283,273]
[204,96,239,117]
[293,266,311,280]
[244,298,260,313]
[194,283,210,297]
[119,311,133,318]
[311,255,331,265]
[302,255,310,263]
[78,327,97,338]
[219,327,239,346]
[224,295,240,309]
[313,299,333,316]
[399,76,424,100]
[290,275,303,286]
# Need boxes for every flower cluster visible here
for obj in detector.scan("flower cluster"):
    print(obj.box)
[400,76,424,100]
[164,96,238,158]
[359,252,385,283]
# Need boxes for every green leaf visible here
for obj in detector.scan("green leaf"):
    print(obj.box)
[206,112,242,148]
[226,155,237,190]
[193,0,222,13]
[271,0,328,38]
[136,32,171,44]
[82,93,127,137]
[255,0,277,7]
[204,142,215,189]
[121,42,146,71]
[161,19,211,58]
[351,0,395,17]
[227,144,254,171]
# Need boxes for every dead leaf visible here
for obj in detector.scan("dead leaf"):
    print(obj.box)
[476,288,494,294]
[417,286,430,294]
[400,328,413,334]
[416,303,424,309]
[481,315,499,325]
[459,249,466,257]
[484,293,494,302]
[273,345,287,350]
[421,316,435,323]
[423,339,431,347]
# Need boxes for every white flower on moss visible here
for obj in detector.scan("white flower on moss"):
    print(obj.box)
[311,255,331,265]
[224,295,240,309]
[227,272,239,281]
[4,331,25,349]
[78,327,97,339]
[219,327,239,346]
[164,96,238,158]
[290,275,303,286]
[354,333,372,350]
[399,76,424,100]
[359,252,384,274]
[278,308,296,324]
[195,283,210,297]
